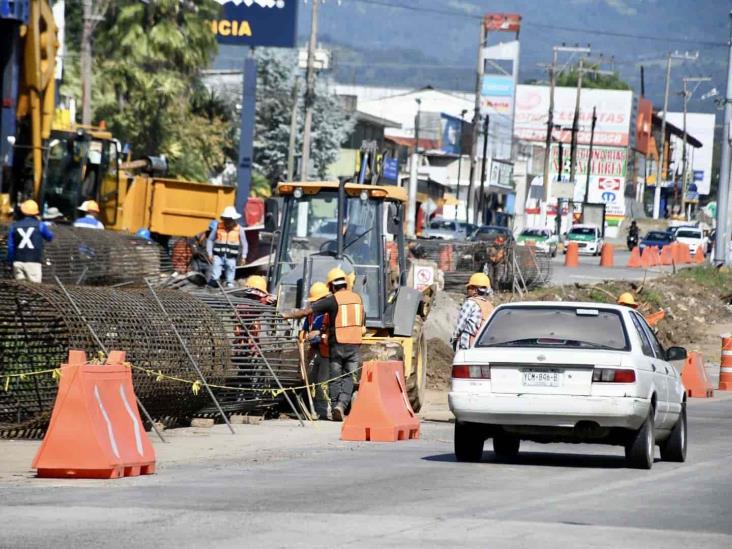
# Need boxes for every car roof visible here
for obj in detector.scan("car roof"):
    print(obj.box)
[494,301,628,313]
[570,224,598,229]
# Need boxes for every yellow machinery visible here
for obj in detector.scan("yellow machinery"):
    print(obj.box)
[1,0,234,238]
[268,181,431,411]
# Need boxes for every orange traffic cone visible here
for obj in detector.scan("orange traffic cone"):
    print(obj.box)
[695,246,706,264]
[681,351,715,398]
[564,242,580,267]
[627,246,642,268]
[720,334,732,391]
[660,245,674,266]
[682,244,693,264]
[640,246,654,269]
[599,243,614,267]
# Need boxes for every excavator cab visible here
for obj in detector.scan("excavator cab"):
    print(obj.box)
[269,181,430,411]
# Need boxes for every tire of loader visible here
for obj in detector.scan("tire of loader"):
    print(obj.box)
[406,317,427,413]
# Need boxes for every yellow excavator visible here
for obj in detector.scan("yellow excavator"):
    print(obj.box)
[1,0,234,237]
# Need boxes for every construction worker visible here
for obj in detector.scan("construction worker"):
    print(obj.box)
[242,275,275,305]
[283,267,365,421]
[301,282,332,419]
[6,200,54,283]
[73,200,104,230]
[451,272,494,351]
[617,292,639,309]
[207,206,247,288]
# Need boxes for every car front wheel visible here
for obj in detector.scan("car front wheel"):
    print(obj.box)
[493,432,520,461]
[454,422,484,463]
[625,410,655,469]
[660,404,687,462]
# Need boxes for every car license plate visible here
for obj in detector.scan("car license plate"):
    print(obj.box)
[522,368,561,387]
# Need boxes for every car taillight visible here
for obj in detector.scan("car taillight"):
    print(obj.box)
[592,368,636,383]
[452,365,491,379]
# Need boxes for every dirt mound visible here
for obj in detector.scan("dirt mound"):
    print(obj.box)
[426,337,454,390]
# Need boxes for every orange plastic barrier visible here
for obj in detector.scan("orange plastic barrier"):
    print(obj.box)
[681,351,715,398]
[341,360,420,442]
[564,242,579,267]
[720,334,732,391]
[640,246,654,269]
[627,246,642,268]
[599,243,614,267]
[679,243,692,264]
[660,245,674,266]
[438,244,454,272]
[644,309,666,327]
[695,246,706,264]
[32,350,156,479]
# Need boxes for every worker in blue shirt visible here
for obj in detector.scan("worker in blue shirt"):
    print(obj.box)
[6,200,54,283]
[73,200,105,230]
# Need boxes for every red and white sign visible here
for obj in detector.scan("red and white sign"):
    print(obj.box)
[514,85,633,147]
[598,177,621,191]
[414,265,435,291]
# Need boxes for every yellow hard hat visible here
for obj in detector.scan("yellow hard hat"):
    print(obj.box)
[617,292,638,308]
[326,267,347,285]
[308,282,329,302]
[79,200,100,213]
[20,200,40,216]
[244,275,267,293]
[467,272,491,288]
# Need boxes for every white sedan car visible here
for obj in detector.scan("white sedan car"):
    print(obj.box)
[449,302,688,469]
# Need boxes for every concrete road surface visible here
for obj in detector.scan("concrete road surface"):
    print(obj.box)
[2,396,732,549]
[550,249,694,286]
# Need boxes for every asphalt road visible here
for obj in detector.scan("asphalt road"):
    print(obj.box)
[2,396,732,549]
[549,248,690,286]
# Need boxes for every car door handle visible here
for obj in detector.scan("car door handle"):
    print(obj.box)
[651,364,656,372]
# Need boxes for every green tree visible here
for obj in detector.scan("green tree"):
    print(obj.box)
[556,63,631,90]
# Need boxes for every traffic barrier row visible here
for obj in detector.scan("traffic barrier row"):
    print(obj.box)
[341,361,420,442]
[32,350,156,479]
[626,242,699,269]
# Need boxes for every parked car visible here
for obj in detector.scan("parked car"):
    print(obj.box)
[470,225,513,243]
[674,227,708,256]
[565,224,603,255]
[449,302,688,469]
[516,228,558,257]
[639,230,675,251]
[421,218,477,240]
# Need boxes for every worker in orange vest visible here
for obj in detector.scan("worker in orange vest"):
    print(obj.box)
[451,272,494,350]
[284,267,365,421]
[207,206,247,288]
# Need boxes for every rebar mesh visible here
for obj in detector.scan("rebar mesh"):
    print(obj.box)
[0,281,301,437]
[0,223,172,285]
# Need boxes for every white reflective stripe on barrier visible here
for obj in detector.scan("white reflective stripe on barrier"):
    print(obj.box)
[721,350,732,357]
[720,367,732,373]
[94,384,120,459]
[119,384,144,456]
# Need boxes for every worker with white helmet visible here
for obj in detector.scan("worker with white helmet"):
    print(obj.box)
[284,267,365,421]
[6,200,54,283]
[451,272,494,351]
[206,206,248,288]
[73,200,104,230]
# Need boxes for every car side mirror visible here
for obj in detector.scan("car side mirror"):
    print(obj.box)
[665,346,687,362]
[387,203,402,234]
[264,198,278,232]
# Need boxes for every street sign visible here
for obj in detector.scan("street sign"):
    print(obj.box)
[383,158,399,182]
[211,0,298,47]
[414,265,435,292]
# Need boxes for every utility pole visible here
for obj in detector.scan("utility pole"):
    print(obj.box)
[717,12,732,265]
[680,76,711,218]
[583,106,597,204]
[478,115,490,225]
[467,21,486,222]
[300,0,319,180]
[568,57,584,187]
[541,48,558,229]
[457,109,467,222]
[80,0,111,125]
[653,51,698,219]
[286,78,301,181]
[406,98,421,237]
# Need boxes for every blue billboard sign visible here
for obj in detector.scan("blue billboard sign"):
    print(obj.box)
[481,75,514,97]
[383,158,399,182]
[212,0,298,47]
[441,114,463,155]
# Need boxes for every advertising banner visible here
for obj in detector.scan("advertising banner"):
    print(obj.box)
[549,145,627,178]
[484,13,522,33]
[480,75,514,115]
[635,97,653,155]
[440,114,463,155]
[514,85,633,147]
[665,112,716,195]
[211,0,298,47]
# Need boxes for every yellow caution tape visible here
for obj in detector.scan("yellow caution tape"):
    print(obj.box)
[191,380,202,396]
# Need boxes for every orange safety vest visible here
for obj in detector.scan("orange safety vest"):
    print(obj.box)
[213,225,241,259]
[468,296,494,346]
[333,290,365,345]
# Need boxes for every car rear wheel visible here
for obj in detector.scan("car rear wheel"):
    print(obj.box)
[493,433,520,461]
[454,422,485,462]
[660,404,687,462]
[625,410,655,469]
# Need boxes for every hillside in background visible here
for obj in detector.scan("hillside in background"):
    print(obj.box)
[216,0,728,115]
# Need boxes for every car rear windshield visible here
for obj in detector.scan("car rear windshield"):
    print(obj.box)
[430,220,456,230]
[676,230,701,239]
[476,306,629,351]
[646,231,672,241]
[521,229,546,237]
[569,227,595,236]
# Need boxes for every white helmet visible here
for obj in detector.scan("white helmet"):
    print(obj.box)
[220,206,242,220]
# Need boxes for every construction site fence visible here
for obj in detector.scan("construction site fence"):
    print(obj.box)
[0,281,301,438]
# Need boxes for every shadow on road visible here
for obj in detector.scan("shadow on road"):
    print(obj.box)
[423,451,647,469]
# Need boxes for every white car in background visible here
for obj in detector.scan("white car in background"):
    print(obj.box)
[565,224,604,255]
[449,302,688,469]
[674,227,708,256]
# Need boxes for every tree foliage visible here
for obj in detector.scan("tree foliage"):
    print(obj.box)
[556,63,631,90]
